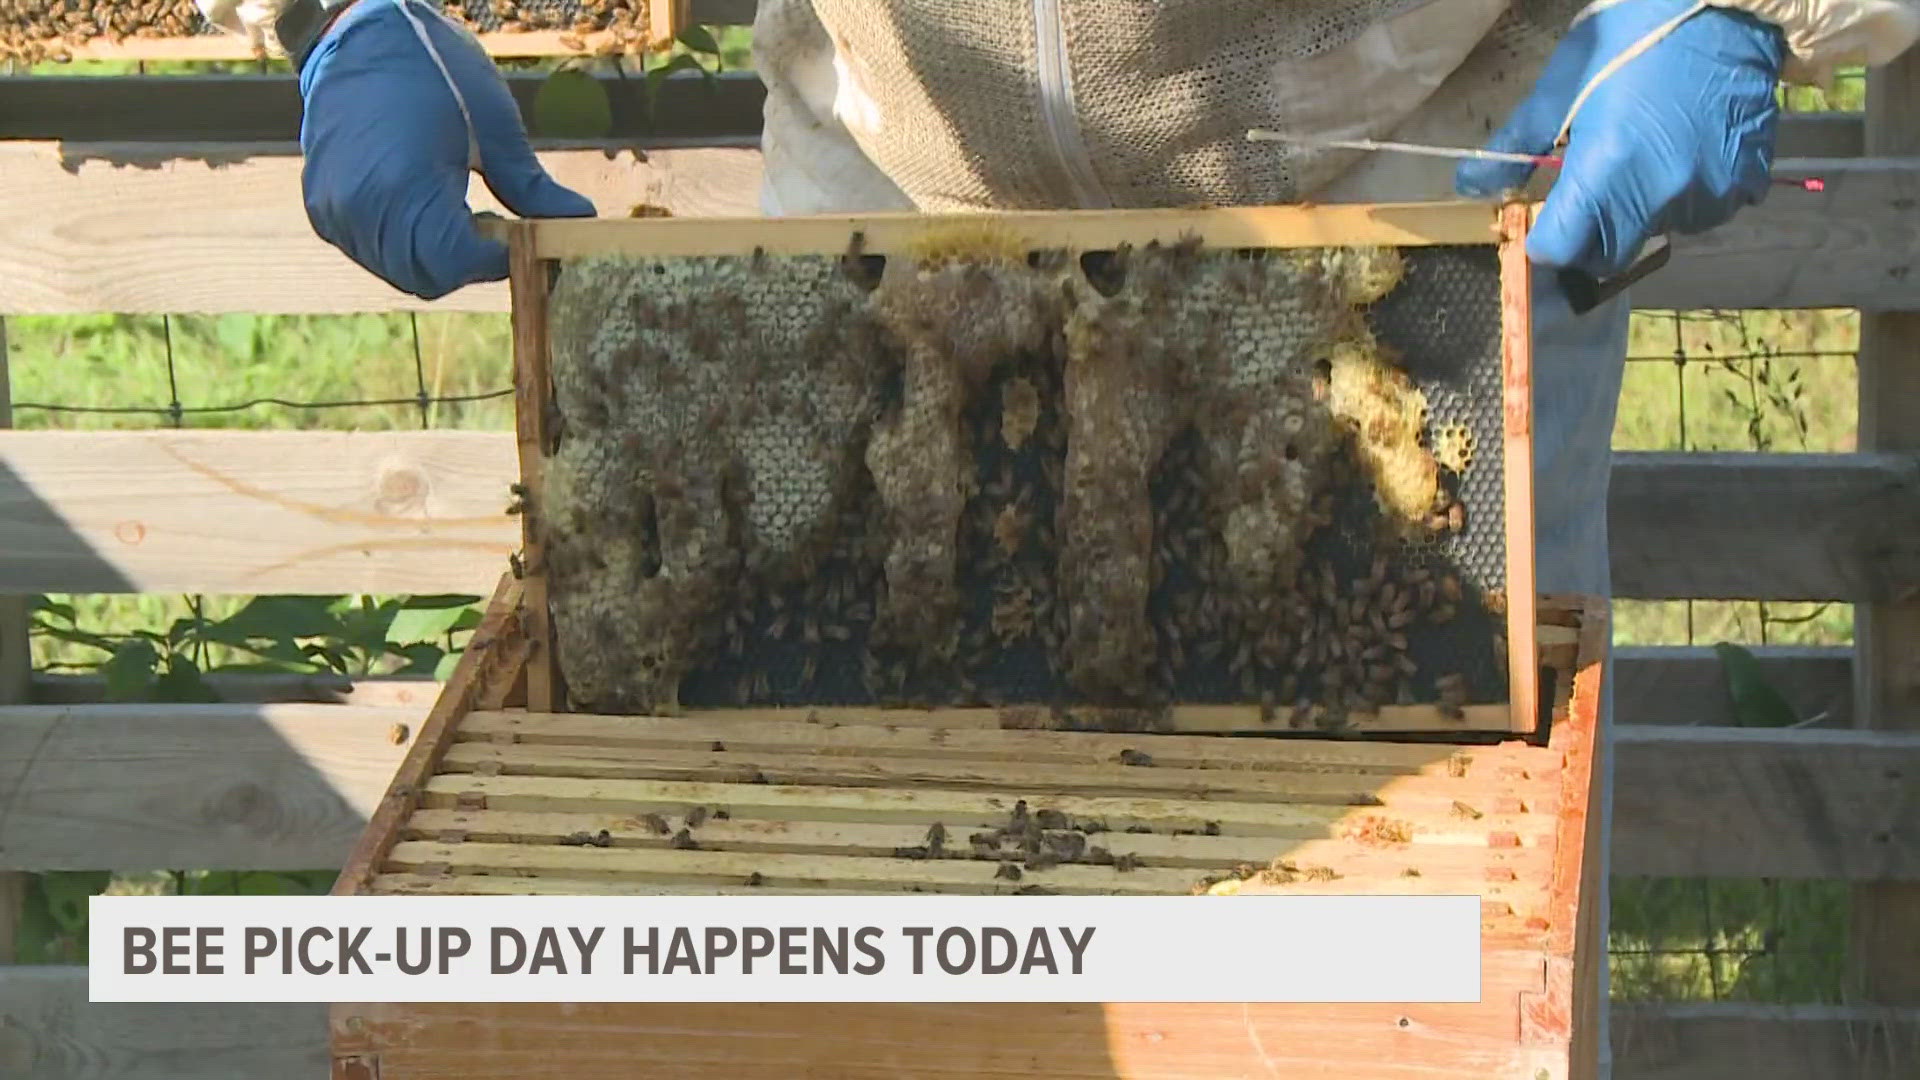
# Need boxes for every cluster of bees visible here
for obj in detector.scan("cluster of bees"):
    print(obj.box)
[0,0,199,62]
[537,232,1506,722]
[0,0,656,63]
[465,0,662,53]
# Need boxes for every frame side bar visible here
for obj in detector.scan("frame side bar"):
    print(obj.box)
[508,222,564,713]
[1500,201,1541,734]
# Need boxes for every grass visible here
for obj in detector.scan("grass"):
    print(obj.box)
[2,55,1871,1002]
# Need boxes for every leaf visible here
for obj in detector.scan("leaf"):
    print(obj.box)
[30,595,76,623]
[102,639,159,702]
[210,596,347,643]
[13,885,71,964]
[215,315,260,362]
[19,871,111,963]
[533,68,614,139]
[154,656,221,703]
[675,25,721,55]
[236,872,303,895]
[402,594,484,610]
[646,52,710,122]
[394,642,448,676]
[205,660,313,675]
[434,650,463,682]
[387,605,478,645]
[1713,642,1802,728]
[30,620,124,654]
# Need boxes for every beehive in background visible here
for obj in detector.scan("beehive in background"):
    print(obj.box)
[529,207,1534,733]
[0,0,677,62]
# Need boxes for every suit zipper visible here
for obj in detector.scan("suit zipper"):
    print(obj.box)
[1031,0,1111,208]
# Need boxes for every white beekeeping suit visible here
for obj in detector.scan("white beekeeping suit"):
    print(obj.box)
[201,1,1920,1076]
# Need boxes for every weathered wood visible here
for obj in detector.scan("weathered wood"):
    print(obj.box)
[1610,725,1920,881]
[0,141,764,316]
[0,429,518,595]
[0,141,1906,313]
[0,703,417,872]
[3,968,1907,1080]
[1652,157,1920,311]
[1852,58,1920,1008]
[1611,1004,1920,1080]
[1776,113,1867,158]
[1610,452,1920,601]
[1613,645,1852,727]
[0,71,766,144]
[0,967,326,1080]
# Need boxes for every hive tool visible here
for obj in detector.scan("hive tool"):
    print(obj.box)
[1245,130,1822,316]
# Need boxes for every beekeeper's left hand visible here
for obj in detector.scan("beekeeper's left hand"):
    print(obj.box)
[1455,0,1787,279]
[298,0,596,300]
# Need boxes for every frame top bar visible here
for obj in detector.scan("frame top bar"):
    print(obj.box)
[485,201,1532,260]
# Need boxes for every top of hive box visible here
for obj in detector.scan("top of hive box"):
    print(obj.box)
[481,201,1526,260]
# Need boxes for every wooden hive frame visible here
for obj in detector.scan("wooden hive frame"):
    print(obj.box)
[0,0,688,63]
[331,201,1609,1080]
[502,200,1544,736]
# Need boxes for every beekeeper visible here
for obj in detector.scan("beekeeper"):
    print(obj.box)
[200,0,1917,1072]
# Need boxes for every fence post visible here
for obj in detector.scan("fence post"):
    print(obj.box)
[0,316,30,962]
[1851,55,1920,1004]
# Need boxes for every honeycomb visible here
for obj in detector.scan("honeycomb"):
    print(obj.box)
[541,238,1511,725]
[0,1,656,63]
[543,253,890,713]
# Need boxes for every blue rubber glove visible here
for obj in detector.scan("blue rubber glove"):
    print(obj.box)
[1456,0,1787,279]
[299,0,596,300]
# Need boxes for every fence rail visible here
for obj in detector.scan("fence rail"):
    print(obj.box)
[2,140,1915,314]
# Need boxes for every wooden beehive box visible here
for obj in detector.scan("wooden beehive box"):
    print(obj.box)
[331,202,1608,1080]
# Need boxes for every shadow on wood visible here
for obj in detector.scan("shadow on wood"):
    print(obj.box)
[0,702,413,871]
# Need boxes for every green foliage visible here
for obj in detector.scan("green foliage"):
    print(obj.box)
[14,872,111,964]
[30,593,482,702]
[528,23,737,137]
[533,67,614,139]
[15,871,336,964]
[1609,877,1849,1003]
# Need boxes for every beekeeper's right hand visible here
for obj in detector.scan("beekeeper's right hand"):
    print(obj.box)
[297,0,596,300]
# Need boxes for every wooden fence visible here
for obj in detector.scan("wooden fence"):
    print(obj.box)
[1,6,1918,1075]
